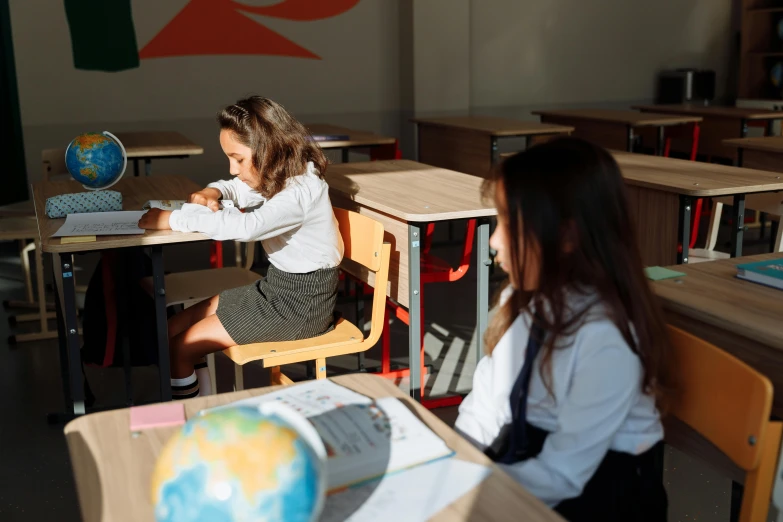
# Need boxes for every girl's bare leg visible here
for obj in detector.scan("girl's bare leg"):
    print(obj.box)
[169,313,236,379]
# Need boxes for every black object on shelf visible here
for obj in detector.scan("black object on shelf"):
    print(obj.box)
[656,69,716,105]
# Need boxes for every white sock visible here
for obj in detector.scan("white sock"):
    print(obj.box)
[195,357,213,396]
[171,371,199,400]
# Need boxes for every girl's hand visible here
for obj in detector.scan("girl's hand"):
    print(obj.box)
[138,209,172,230]
[188,189,221,212]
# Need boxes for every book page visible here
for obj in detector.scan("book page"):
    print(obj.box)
[52,211,146,237]
[212,381,454,491]
[320,459,491,522]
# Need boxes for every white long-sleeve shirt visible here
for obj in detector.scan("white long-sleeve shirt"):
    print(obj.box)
[168,162,344,273]
[455,290,663,508]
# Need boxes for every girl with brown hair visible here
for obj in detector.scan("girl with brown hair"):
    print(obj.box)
[139,96,344,399]
[455,137,671,521]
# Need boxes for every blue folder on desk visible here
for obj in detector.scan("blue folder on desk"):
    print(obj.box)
[736,259,783,291]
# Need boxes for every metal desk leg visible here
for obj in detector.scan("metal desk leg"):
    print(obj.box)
[150,245,172,401]
[341,148,350,163]
[51,255,73,416]
[490,137,500,165]
[656,126,665,156]
[133,159,140,177]
[59,253,85,415]
[476,219,490,361]
[678,196,692,264]
[408,223,422,402]
[730,194,746,258]
[741,118,749,138]
[145,158,152,176]
[626,126,635,153]
[767,120,776,137]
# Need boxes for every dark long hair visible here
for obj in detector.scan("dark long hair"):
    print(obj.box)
[217,96,328,199]
[484,137,672,409]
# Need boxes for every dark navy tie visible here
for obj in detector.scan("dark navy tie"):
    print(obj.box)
[499,319,545,464]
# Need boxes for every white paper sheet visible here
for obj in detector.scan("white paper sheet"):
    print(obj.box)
[320,459,491,522]
[52,211,146,237]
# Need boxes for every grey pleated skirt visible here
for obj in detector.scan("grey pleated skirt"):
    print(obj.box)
[215,265,340,346]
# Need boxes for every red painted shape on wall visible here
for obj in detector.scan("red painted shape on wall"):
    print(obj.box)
[139,0,361,60]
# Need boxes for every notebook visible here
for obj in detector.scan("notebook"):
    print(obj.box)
[310,134,350,142]
[736,258,783,290]
[209,380,455,493]
[644,266,686,281]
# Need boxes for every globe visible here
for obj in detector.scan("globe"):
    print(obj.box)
[64,131,127,190]
[151,402,326,522]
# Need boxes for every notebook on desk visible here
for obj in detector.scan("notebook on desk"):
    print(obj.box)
[737,258,783,291]
[210,380,455,493]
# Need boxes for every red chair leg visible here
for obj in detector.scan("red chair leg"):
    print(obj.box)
[663,137,672,158]
[687,123,702,249]
[209,242,223,268]
[690,123,701,162]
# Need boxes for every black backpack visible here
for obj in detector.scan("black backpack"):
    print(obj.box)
[80,248,173,369]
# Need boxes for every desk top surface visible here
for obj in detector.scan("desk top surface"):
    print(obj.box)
[411,116,574,137]
[533,108,702,126]
[33,175,208,253]
[723,135,783,153]
[305,123,397,149]
[633,104,783,121]
[611,151,783,196]
[327,160,497,222]
[651,253,783,352]
[114,131,204,158]
[63,374,562,522]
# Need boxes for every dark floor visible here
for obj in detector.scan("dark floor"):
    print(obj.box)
[0,208,777,521]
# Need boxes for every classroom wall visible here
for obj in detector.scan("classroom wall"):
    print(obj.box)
[469,0,734,117]
[10,0,401,186]
[9,0,736,188]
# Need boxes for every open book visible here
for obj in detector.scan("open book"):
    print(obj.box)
[211,380,455,493]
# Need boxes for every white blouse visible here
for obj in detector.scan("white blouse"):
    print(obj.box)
[455,291,663,507]
[168,162,344,274]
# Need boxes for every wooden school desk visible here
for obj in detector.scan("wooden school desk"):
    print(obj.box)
[305,123,398,162]
[63,374,562,522]
[411,116,573,177]
[114,131,203,177]
[723,135,783,172]
[611,151,783,265]
[326,160,496,401]
[650,253,783,518]
[634,104,783,163]
[32,175,209,418]
[532,109,702,155]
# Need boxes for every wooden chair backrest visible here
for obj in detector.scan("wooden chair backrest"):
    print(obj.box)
[41,148,68,181]
[333,208,389,348]
[668,326,781,522]
[333,207,384,272]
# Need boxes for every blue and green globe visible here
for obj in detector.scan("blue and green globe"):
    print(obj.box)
[151,403,326,522]
[64,131,126,190]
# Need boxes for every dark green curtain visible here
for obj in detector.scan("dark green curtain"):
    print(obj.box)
[0,0,28,205]
[64,0,139,71]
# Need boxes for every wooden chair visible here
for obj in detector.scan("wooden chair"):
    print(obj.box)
[668,326,782,522]
[700,194,782,256]
[224,208,390,389]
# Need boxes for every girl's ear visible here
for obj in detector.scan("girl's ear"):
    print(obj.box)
[561,220,578,254]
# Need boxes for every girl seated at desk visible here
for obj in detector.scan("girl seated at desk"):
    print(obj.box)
[139,96,344,398]
[455,138,672,521]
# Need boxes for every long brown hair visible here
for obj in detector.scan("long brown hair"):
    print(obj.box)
[217,96,328,199]
[484,137,673,409]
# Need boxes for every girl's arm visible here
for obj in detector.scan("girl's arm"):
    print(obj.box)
[501,327,645,508]
[168,187,304,242]
[205,178,264,209]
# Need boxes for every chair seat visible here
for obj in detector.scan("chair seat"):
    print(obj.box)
[140,267,261,307]
[223,317,363,366]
